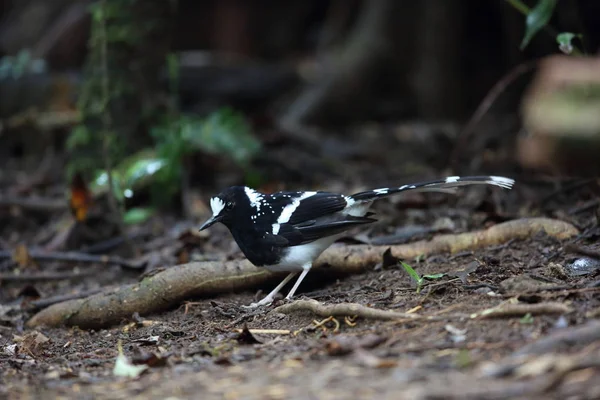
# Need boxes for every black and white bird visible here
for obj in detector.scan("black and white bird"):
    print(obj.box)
[199,175,514,307]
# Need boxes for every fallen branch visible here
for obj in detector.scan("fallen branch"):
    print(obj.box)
[233,328,290,335]
[471,302,573,319]
[0,196,67,213]
[27,289,104,311]
[272,299,442,321]
[27,218,578,329]
[564,243,600,261]
[0,271,95,282]
[515,320,600,356]
[0,249,145,270]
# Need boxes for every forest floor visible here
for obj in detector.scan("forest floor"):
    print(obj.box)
[1,125,600,399]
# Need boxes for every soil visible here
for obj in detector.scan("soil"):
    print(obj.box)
[2,127,600,399]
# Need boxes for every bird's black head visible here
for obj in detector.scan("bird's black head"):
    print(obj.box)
[199,186,247,231]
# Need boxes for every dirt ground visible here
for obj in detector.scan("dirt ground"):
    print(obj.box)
[2,128,600,399]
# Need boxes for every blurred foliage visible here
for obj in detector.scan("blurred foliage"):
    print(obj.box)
[506,0,583,55]
[519,0,557,50]
[123,207,156,225]
[67,1,261,223]
[87,108,261,211]
[150,108,261,203]
[0,49,46,80]
[69,0,175,195]
[556,32,582,55]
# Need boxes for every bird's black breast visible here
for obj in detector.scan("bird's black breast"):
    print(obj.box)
[229,227,286,267]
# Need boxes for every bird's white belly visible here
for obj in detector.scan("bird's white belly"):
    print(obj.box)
[263,201,373,273]
[264,235,340,272]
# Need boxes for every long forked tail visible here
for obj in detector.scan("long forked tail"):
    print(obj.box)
[348,176,514,203]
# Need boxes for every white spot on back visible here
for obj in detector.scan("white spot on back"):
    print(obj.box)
[272,191,317,234]
[210,197,225,217]
[373,188,389,195]
[445,176,460,183]
[244,187,263,210]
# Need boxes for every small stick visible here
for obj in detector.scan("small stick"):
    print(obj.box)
[0,196,67,213]
[471,302,572,319]
[0,249,145,270]
[564,243,600,260]
[0,271,94,282]
[273,299,445,321]
[233,328,290,335]
[451,60,539,168]
[28,289,104,310]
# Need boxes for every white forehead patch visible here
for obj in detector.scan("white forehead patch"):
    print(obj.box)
[210,197,225,216]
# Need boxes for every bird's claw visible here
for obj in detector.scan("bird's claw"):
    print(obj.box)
[241,297,274,310]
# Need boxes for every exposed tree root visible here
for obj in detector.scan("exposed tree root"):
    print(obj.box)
[27,217,578,329]
[272,299,443,321]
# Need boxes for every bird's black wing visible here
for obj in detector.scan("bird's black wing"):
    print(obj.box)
[262,191,375,246]
[265,191,350,224]
[292,215,376,244]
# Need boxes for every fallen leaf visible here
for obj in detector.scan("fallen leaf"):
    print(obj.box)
[131,351,170,368]
[132,336,160,346]
[445,324,467,343]
[12,244,33,269]
[353,348,398,368]
[113,340,148,378]
[70,173,92,222]
[235,325,262,345]
[14,331,50,356]
[4,343,17,356]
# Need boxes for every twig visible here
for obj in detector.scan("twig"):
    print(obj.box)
[98,0,123,233]
[272,299,444,321]
[80,230,151,254]
[451,60,539,168]
[471,302,573,319]
[233,328,290,335]
[0,196,67,213]
[516,320,600,356]
[540,179,597,206]
[394,340,512,354]
[0,271,94,282]
[568,199,600,215]
[0,249,145,270]
[564,243,600,260]
[28,289,104,310]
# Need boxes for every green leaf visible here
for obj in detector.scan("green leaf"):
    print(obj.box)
[556,32,581,54]
[185,109,261,165]
[519,313,534,324]
[520,0,558,50]
[123,207,155,225]
[400,262,421,284]
[422,273,445,280]
[113,340,148,378]
[121,153,167,191]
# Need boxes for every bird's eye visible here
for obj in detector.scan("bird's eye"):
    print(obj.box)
[226,201,234,209]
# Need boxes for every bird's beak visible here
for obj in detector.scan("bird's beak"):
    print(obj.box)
[199,215,222,231]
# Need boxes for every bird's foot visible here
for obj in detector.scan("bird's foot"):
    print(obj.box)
[241,296,274,310]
